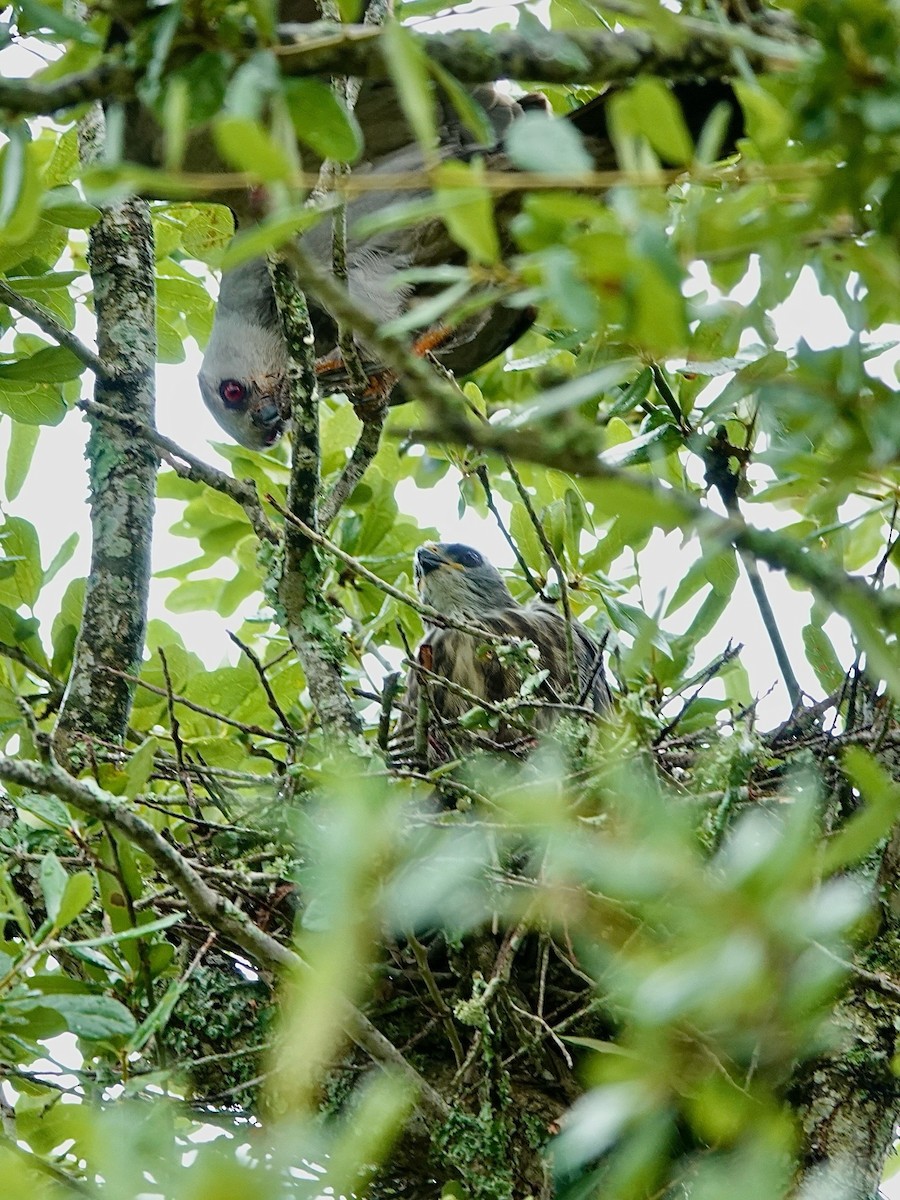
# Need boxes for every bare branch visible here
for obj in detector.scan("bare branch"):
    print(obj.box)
[0,280,108,378]
[79,399,278,545]
[275,17,806,84]
[320,405,386,528]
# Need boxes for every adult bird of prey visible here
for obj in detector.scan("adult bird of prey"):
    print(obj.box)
[198,79,741,448]
[393,542,611,763]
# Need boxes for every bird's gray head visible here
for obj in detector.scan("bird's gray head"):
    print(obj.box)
[198,260,291,451]
[415,543,517,619]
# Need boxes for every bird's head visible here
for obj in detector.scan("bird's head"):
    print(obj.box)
[415,543,516,618]
[198,323,290,450]
[198,261,291,450]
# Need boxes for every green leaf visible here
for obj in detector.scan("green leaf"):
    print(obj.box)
[213,116,294,183]
[40,185,101,229]
[506,111,592,174]
[44,993,136,1040]
[16,0,102,44]
[44,531,78,585]
[0,127,43,245]
[0,382,67,426]
[54,914,182,952]
[428,61,494,146]
[283,79,363,163]
[0,270,79,326]
[824,748,900,872]
[4,420,40,501]
[179,204,234,259]
[0,516,43,608]
[0,343,85,382]
[56,872,93,930]
[381,19,437,155]
[39,851,67,924]
[506,361,641,430]
[627,78,694,165]
[607,367,653,420]
[599,422,681,468]
[433,160,499,264]
[16,792,70,830]
[665,554,710,617]
[220,206,327,269]
[802,624,845,693]
[123,738,157,800]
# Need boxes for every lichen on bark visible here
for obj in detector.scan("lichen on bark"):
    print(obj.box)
[54,106,158,760]
[267,253,362,743]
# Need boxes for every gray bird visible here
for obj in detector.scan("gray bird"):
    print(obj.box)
[199,84,547,449]
[198,80,741,449]
[394,542,610,762]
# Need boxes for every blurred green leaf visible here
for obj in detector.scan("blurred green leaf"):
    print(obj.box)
[213,116,294,182]
[4,420,40,501]
[381,19,438,154]
[506,111,593,173]
[283,79,363,163]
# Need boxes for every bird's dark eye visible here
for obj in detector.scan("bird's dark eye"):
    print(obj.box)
[219,379,247,408]
[452,546,482,568]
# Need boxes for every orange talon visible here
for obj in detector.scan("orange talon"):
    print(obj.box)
[411,323,454,357]
[315,322,454,403]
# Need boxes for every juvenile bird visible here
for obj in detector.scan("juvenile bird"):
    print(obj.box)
[395,542,610,762]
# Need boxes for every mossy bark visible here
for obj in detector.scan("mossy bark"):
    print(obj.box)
[54,108,157,761]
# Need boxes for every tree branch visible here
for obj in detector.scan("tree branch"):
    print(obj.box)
[0,61,135,117]
[0,15,804,124]
[268,255,363,742]
[275,17,806,84]
[79,398,278,545]
[0,280,109,379]
[54,105,158,762]
[0,754,449,1121]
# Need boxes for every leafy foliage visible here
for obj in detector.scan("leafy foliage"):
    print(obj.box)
[0,1,899,1198]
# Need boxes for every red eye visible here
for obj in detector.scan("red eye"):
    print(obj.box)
[219,379,247,407]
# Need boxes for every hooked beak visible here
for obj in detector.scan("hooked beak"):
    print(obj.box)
[415,545,447,579]
[249,395,285,445]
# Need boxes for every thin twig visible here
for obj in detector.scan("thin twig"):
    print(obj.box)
[227,632,296,734]
[0,642,64,699]
[474,464,542,595]
[811,941,900,1002]
[0,279,109,379]
[654,641,742,743]
[729,501,804,710]
[158,648,199,815]
[406,932,465,1067]
[320,405,386,527]
[502,454,578,698]
[101,666,294,743]
[79,400,277,544]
